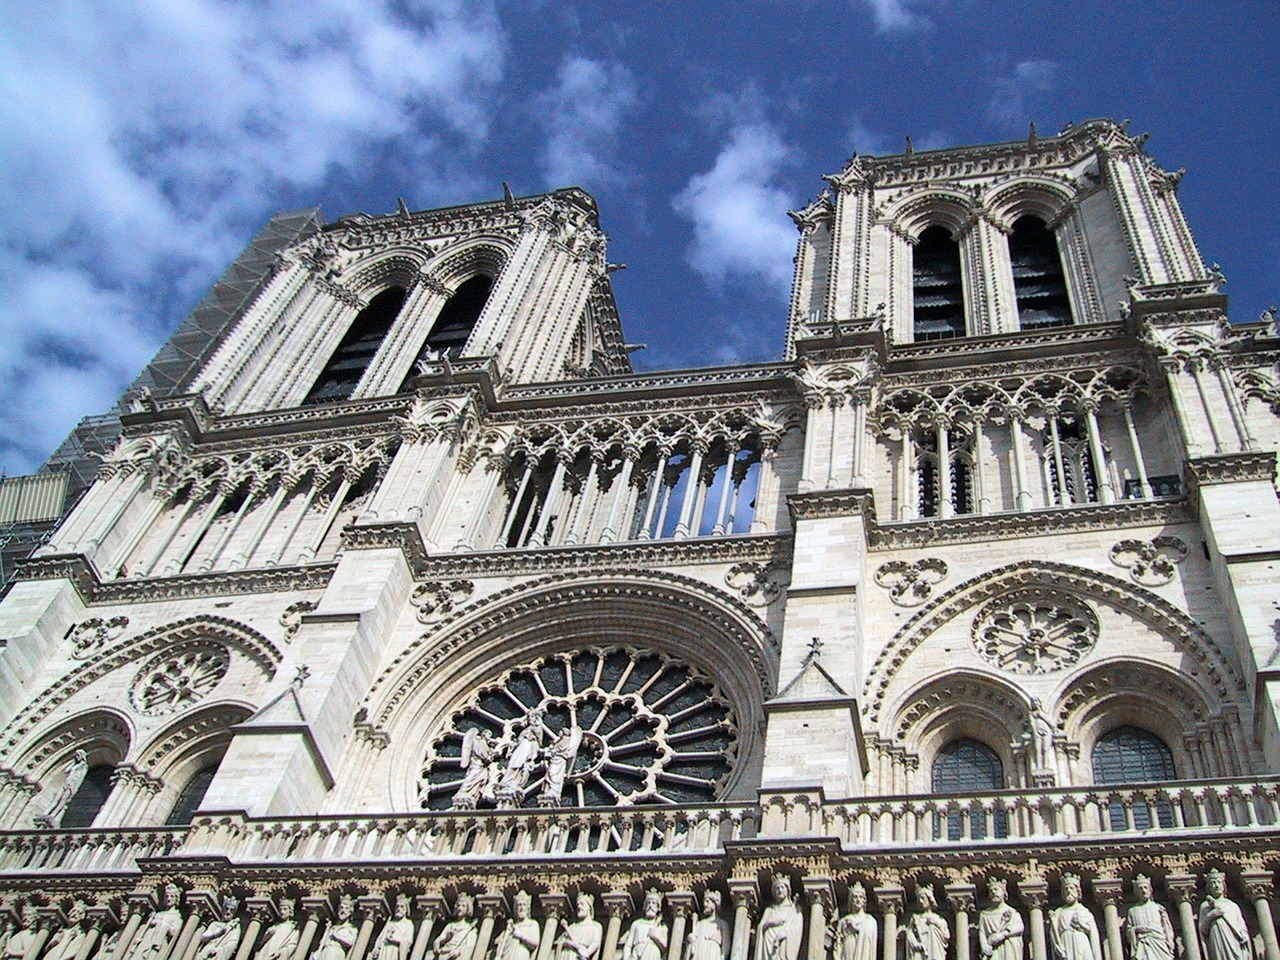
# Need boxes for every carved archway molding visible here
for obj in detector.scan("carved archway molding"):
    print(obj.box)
[135,701,256,777]
[1,616,280,765]
[862,561,1244,726]
[365,570,776,735]
[15,709,132,780]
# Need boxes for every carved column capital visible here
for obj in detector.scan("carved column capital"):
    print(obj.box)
[601,893,633,920]
[667,893,697,921]
[802,878,835,914]
[873,887,905,917]
[245,898,279,925]
[539,895,570,922]
[301,897,333,923]
[726,881,757,914]
[358,896,387,920]
[1090,879,1124,908]
[414,895,447,922]
[1017,882,1048,910]
[944,885,976,914]
[477,895,507,920]
[1240,871,1275,901]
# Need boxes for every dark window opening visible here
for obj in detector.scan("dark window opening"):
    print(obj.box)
[1123,475,1183,499]
[305,286,408,405]
[165,764,218,826]
[1010,217,1072,329]
[402,276,493,390]
[932,738,1007,839]
[1092,725,1176,830]
[61,765,116,829]
[913,226,965,341]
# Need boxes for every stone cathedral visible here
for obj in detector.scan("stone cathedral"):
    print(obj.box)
[0,120,1277,960]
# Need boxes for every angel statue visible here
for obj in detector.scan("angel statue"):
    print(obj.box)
[495,708,548,808]
[453,729,500,809]
[538,725,583,807]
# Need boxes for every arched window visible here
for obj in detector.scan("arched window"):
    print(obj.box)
[1009,217,1072,329]
[61,765,116,829]
[912,226,965,341]
[306,286,408,404]
[401,276,493,390]
[932,738,1006,839]
[165,764,218,826]
[1042,417,1099,506]
[1092,725,1176,829]
[915,427,973,518]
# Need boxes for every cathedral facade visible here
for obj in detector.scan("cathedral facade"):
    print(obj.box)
[0,120,1277,960]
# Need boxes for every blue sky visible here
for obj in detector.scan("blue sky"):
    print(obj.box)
[1,0,1276,474]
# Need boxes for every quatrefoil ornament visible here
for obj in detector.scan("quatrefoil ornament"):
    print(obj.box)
[874,558,948,606]
[1109,536,1188,586]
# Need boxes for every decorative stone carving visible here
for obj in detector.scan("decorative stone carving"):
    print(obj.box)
[254,901,300,960]
[411,580,475,625]
[125,884,183,960]
[2,905,38,960]
[977,879,1023,960]
[1048,875,1100,960]
[1109,537,1188,586]
[33,749,87,828]
[554,895,602,960]
[70,616,129,658]
[756,876,803,960]
[1025,699,1057,782]
[830,884,876,960]
[44,901,90,960]
[279,601,316,641]
[371,896,414,960]
[1197,870,1250,960]
[1125,876,1173,960]
[129,644,230,715]
[619,891,668,960]
[724,562,782,606]
[421,647,738,809]
[972,597,1098,674]
[313,897,356,960]
[196,897,242,960]
[423,895,476,960]
[904,884,948,960]
[874,559,948,606]
[493,892,540,960]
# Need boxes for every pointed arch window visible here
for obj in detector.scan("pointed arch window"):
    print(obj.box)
[932,738,1007,839]
[61,765,116,829]
[401,276,493,391]
[165,764,219,826]
[1092,725,1175,829]
[305,286,408,405]
[912,226,965,341]
[1009,217,1072,329]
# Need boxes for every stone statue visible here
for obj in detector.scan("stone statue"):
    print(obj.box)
[424,895,477,960]
[905,885,949,960]
[45,901,91,960]
[1027,700,1055,776]
[34,750,89,828]
[554,895,602,960]
[1198,870,1251,960]
[255,901,300,960]
[453,730,499,809]
[830,884,877,960]
[684,892,728,960]
[1125,876,1173,960]
[196,898,242,960]
[1048,876,1100,960]
[2,906,40,960]
[539,726,582,807]
[372,897,414,960]
[978,879,1024,960]
[755,876,803,960]
[313,897,357,960]
[496,710,548,808]
[493,892,540,960]
[619,891,668,960]
[126,884,184,960]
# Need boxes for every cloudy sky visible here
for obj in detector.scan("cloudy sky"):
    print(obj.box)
[0,0,1276,474]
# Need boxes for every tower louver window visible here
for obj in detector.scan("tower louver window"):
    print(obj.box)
[912,226,966,341]
[305,286,407,404]
[1009,217,1072,328]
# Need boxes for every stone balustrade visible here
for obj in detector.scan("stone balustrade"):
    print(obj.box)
[0,826,184,873]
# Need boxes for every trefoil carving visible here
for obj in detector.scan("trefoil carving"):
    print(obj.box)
[875,559,948,606]
[1108,536,1187,586]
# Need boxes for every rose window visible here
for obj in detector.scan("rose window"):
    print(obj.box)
[129,644,230,716]
[971,597,1098,674]
[419,647,739,809]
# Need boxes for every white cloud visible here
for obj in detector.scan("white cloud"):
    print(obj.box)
[0,0,506,472]
[988,59,1059,127]
[537,56,639,190]
[672,110,800,301]
[858,0,933,32]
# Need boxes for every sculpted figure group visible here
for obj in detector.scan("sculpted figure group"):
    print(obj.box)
[0,871,1262,960]
[454,710,583,810]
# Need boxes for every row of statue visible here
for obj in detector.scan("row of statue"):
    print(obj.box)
[0,872,1258,960]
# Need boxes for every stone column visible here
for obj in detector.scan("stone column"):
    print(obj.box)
[472,896,504,960]
[23,913,53,960]
[667,893,696,960]
[673,443,708,539]
[1121,402,1153,499]
[1165,877,1201,960]
[1007,413,1032,511]
[169,897,205,960]
[945,886,975,960]
[408,896,443,960]
[1242,872,1279,960]
[233,900,274,960]
[728,883,758,960]
[1080,402,1115,503]
[601,448,638,543]
[528,453,570,547]
[874,888,904,960]
[536,896,567,960]
[802,879,835,960]
[749,445,780,534]
[292,899,330,960]
[77,908,115,960]
[108,903,146,960]
[1018,882,1048,960]
[600,894,632,960]
[1091,880,1124,960]
[350,897,384,960]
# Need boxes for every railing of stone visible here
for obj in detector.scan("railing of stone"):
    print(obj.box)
[186,803,761,862]
[0,827,186,873]
[762,778,1280,845]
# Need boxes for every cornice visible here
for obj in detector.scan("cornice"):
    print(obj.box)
[788,490,874,523]
[496,365,795,409]
[342,522,793,580]
[885,323,1132,371]
[11,554,334,605]
[1185,452,1278,487]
